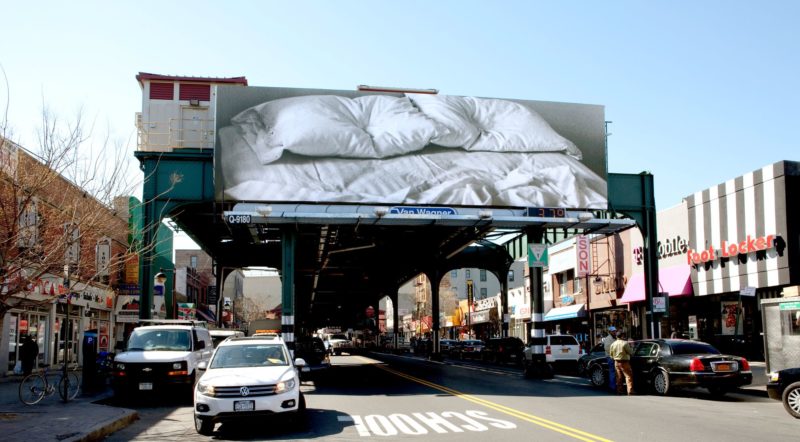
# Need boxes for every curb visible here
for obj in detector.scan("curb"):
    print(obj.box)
[72,409,139,442]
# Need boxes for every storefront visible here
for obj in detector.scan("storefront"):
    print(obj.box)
[682,161,799,359]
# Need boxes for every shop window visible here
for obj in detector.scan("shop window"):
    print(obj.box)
[480,269,487,282]
[558,273,568,297]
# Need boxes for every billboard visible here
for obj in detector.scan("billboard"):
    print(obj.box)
[215,86,608,209]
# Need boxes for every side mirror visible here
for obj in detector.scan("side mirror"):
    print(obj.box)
[294,357,307,368]
[198,360,208,370]
[196,341,206,350]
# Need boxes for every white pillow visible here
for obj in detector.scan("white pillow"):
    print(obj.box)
[230,95,441,164]
[407,94,582,159]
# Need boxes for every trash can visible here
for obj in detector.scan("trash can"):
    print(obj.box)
[82,330,98,392]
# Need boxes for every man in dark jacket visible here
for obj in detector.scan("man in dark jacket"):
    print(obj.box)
[20,335,39,375]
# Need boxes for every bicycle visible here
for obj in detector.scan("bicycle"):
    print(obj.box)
[18,364,81,405]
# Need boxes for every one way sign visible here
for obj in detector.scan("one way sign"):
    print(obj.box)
[528,244,548,267]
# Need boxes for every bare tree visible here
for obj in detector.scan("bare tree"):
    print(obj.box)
[0,69,159,355]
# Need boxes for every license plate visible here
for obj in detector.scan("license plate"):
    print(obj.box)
[713,362,734,372]
[139,382,153,390]
[561,348,570,353]
[234,400,255,412]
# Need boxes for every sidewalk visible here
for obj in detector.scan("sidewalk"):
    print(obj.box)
[0,372,137,442]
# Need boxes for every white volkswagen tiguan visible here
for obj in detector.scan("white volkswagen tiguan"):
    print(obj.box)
[193,335,307,435]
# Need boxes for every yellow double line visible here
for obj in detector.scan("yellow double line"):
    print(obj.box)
[375,364,612,442]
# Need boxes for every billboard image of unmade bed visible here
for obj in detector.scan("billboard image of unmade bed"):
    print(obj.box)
[214,86,608,210]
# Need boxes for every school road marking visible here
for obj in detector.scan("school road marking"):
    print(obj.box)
[366,359,613,442]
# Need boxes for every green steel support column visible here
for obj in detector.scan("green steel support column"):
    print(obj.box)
[640,175,662,338]
[281,229,296,345]
[138,184,158,321]
[607,172,661,339]
[501,276,510,337]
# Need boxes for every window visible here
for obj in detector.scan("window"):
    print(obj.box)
[190,255,198,269]
[480,288,487,298]
[179,83,211,101]
[451,270,458,278]
[480,269,487,282]
[150,82,174,100]
[508,270,515,282]
[557,273,568,297]
[452,287,458,296]
[574,276,581,293]
[466,269,471,278]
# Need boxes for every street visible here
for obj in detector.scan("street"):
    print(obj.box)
[102,353,796,441]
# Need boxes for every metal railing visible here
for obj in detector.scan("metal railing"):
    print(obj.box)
[136,116,215,151]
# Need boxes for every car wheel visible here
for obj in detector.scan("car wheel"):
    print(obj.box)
[590,365,606,387]
[782,381,800,419]
[194,414,214,436]
[652,369,670,395]
[708,386,728,397]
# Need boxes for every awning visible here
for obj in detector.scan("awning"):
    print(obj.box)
[544,304,586,321]
[620,265,693,303]
[197,309,216,323]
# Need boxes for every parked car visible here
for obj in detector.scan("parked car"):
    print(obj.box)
[522,334,581,378]
[587,339,752,396]
[193,335,307,435]
[577,343,607,377]
[767,367,800,418]
[482,337,525,365]
[292,336,330,380]
[451,340,485,360]
[113,321,214,399]
[439,339,459,355]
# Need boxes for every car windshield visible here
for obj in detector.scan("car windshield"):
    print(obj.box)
[210,344,289,368]
[127,329,192,351]
[464,340,483,346]
[670,342,721,355]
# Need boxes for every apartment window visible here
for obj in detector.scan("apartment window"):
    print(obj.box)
[574,276,582,293]
[508,270,515,282]
[558,272,568,297]
[479,269,487,282]
[480,287,487,298]
[190,255,198,269]
[465,269,471,278]
[451,270,458,279]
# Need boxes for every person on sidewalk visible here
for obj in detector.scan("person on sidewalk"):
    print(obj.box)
[20,334,39,376]
[610,330,635,395]
[602,326,617,391]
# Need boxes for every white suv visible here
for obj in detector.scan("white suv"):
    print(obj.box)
[193,335,307,435]
[522,334,581,378]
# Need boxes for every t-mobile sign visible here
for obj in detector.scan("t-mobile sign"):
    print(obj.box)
[576,235,591,277]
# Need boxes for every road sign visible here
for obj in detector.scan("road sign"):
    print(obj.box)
[528,244,548,267]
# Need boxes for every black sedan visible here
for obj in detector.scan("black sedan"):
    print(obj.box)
[578,343,607,378]
[767,367,800,418]
[585,339,752,396]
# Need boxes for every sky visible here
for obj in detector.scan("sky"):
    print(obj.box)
[2,1,798,250]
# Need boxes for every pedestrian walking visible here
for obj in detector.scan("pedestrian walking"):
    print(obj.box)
[602,326,617,391]
[20,334,39,376]
[610,330,635,395]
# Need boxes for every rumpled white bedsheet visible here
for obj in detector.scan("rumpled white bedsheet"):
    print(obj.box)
[219,126,607,208]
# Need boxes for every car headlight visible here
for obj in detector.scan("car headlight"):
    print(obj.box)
[769,372,780,382]
[196,382,216,396]
[172,362,183,370]
[116,363,125,370]
[275,377,296,394]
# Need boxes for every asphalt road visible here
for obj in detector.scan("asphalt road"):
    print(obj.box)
[103,353,796,441]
